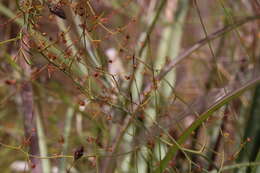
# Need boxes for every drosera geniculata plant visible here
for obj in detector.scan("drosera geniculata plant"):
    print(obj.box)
[0,0,260,173]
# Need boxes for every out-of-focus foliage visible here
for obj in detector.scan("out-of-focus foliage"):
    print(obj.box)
[0,0,260,173]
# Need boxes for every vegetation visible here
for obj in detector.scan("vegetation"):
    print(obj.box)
[0,0,260,173]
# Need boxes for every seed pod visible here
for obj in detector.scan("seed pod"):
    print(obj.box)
[48,3,66,19]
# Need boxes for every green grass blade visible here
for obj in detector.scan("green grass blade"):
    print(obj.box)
[236,84,260,173]
[58,107,74,173]
[36,114,51,173]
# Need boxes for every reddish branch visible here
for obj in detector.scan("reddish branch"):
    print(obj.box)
[19,28,42,173]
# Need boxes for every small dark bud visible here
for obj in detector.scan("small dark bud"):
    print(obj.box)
[74,146,84,161]
[48,3,66,19]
